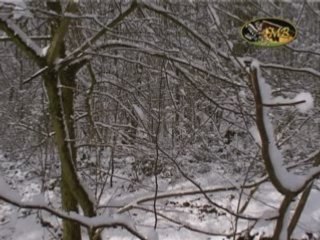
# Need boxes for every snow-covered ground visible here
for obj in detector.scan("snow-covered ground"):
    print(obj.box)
[1,152,320,240]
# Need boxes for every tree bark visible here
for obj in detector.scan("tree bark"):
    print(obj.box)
[0,1,137,239]
[44,66,100,239]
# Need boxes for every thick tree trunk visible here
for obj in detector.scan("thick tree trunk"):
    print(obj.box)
[61,68,82,240]
[44,70,82,239]
[44,67,100,240]
[61,175,81,240]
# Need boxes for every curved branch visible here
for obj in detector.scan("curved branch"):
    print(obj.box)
[250,64,291,195]
[0,193,147,240]
[250,61,320,195]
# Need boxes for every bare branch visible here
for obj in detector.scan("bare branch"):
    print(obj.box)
[263,100,306,107]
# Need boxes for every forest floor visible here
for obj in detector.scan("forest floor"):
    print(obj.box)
[0,151,320,240]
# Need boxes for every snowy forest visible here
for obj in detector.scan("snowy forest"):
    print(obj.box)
[0,0,320,239]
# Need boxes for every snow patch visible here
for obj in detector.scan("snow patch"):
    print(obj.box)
[146,228,159,240]
[133,104,145,123]
[28,194,46,206]
[41,45,50,57]
[0,177,21,201]
[271,96,292,105]
[293,92,314,113]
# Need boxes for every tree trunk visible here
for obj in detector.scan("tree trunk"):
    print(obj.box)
[61,176,81,240]
[44,67,100,239]
[44,69,82,239]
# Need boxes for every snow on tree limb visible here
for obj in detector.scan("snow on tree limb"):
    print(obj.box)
[250,60,320,195]
[261,62,320,79]
[238,57,320,80]
[0,16,44,64]
[262,93,314,113]
[0,177,148,240]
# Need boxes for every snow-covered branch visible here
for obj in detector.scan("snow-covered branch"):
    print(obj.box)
[238,56,320,80]
[261,62,320,79]
[0,16,44,64]
[250,60,320,195]
[0,178,147,240]
[0,35,51,41]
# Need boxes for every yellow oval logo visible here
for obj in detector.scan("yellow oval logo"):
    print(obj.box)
[241,18,297,47]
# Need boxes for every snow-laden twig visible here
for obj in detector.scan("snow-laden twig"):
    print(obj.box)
[0,177,147,240]
[237,56,320,80]
[0,35,51,41]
